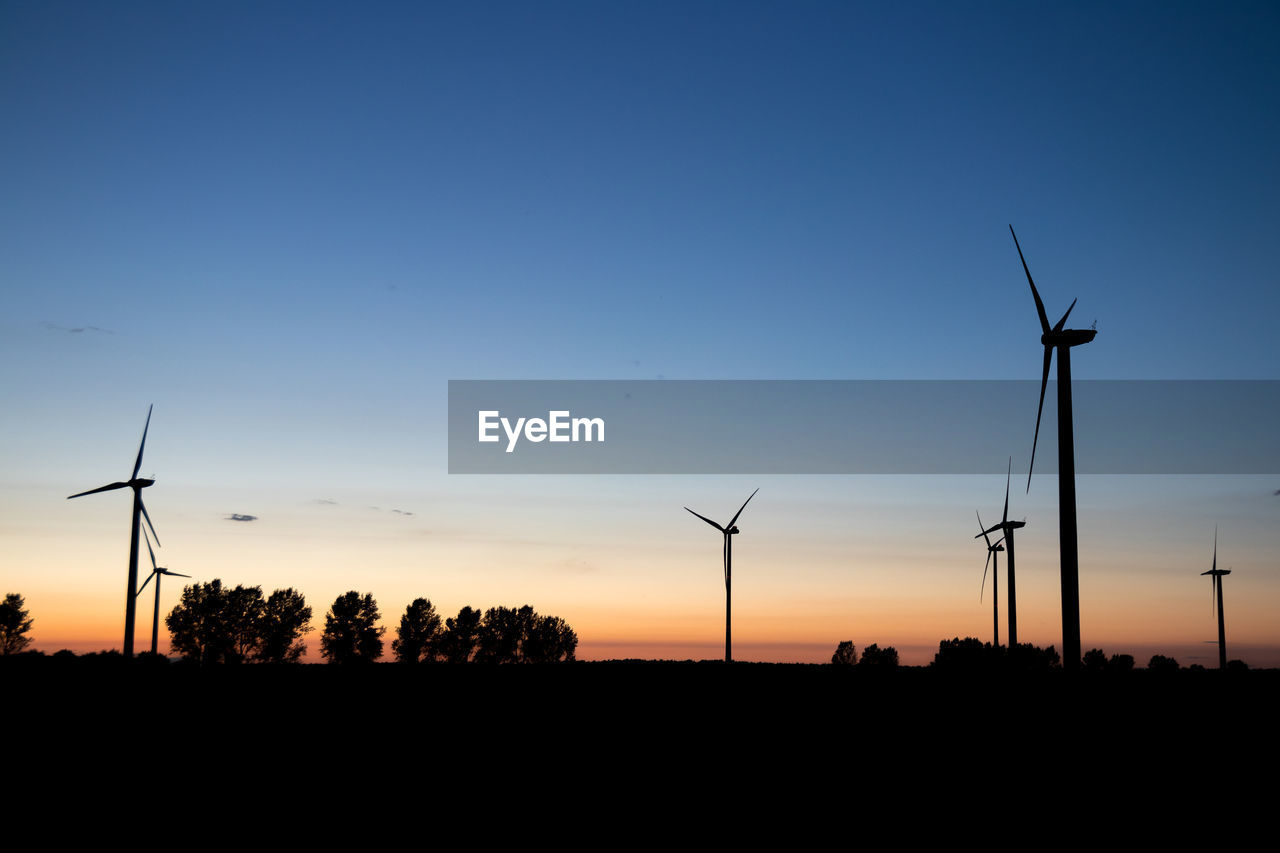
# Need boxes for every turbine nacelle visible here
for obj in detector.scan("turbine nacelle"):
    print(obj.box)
[1042,329,1097,348]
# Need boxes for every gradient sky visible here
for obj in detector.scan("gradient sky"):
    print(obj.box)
[3,1,1277,665]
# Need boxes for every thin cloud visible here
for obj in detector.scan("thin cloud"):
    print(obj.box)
[391,509,415,517]
[227,513,258,522]
[1273,489,1280,496]
[314,498,339,505]
[43,321,114,334]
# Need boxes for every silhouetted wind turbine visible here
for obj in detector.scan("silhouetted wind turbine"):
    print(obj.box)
[67,405,160,658]
[685,488,758,663]
[977,458,1026,645]
[137,525,188,656]
[1201,527,1231,670]
[1012,226,1097,671]
[977,512,1004,646]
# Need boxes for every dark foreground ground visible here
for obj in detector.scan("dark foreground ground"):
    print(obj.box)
[6,658,1277,817]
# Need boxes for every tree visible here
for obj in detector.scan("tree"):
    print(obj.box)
[1147,654,1179,672]
[391,598,442,663]
[166,580,256,664]
[1108,653,1135,673]
[439,606,482,663]
[523,614,578,663]
[860,643,899,668]
[167,580,308,664]
[831,641,857,666]
[1082,648,1108,671]
[476,605,533,663]
[257,588,312,663]
[0,593,34,655]
[320,591,384,664]
[223,584,267,662]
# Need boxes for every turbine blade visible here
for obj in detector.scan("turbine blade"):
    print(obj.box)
[685,507,726,533]
[726,488,759,530]
[977,511,993,548]
[142,523,157,571]
[132,404,153,481]
[1011,225,1050,334]
[140,498,161,548]
[981,550,991,601]
[1028,345,1052,493]
[137,571,156,596]
[1053,298,1078,333]
[168,571,191,578]
[67,481,129,499]
[1002,457,1011,525]
[1213,526,1218,573]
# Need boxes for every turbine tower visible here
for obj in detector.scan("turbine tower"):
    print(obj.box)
[1201,527,1231,670]
[977,512,1004,646]
[977,458,1027,645]
[68,405,160,658]
[1012,226,1097,671]
[685,488,758,663]
[137,525,188,656]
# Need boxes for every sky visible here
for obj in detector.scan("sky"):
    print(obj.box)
[2,1,1277,665]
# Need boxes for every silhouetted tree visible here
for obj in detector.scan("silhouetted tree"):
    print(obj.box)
[0,593,34,655]
[167,580,261,664]
[1007,642,1060,671]
[392,598,443,663]
[932,637,996,670]
[523,613,577,663]
[439,606,482,663]
[831,641,856,666]
[223,585,266,662]
[257,588,312,663]
[1108,653,1135,672]
[860,643,899,668]
[1082,648,1108,671]
[1147,654,1179,672]
[1226,659,1249,672]
[476,605,536,663]
[320,591,384,664]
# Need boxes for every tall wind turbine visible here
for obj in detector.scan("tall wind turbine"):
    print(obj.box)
[1012,226,1097,671]
[977,458,1026,645]
[137,525,188,656]
[685,488,758,663]
[68,405,160,658]
[977,512,1004,646]
[1201,527,1231,670]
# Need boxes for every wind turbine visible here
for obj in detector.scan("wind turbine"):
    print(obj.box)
[67,405,160,658]
[685,488,758,663]
[1011,226,1097,671]
[977,512,1004,646]
[1201,527,1231,670]
[977,458,1026,645]
[137,525,189,656]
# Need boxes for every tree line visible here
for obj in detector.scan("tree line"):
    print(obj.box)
[160,581,577,665]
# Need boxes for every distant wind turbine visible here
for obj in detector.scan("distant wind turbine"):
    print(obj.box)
[1201,527,1231,670]
[977,458,1027,645]
[1012,226,1097,671]
[67,405,160,658]
[685,488,758,663]
[977,512,1004,646]
[137,525,189,656]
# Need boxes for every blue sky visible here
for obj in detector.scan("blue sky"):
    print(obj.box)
[2,2,1277,662]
